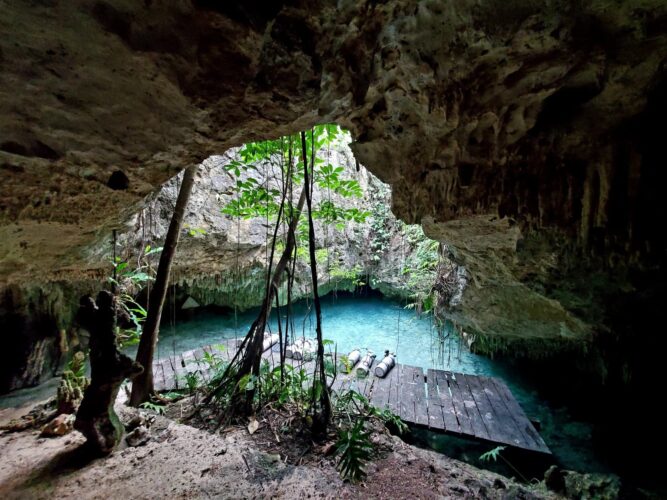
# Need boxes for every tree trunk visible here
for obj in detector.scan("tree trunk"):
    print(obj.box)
[204,170,306,415]
[224,187,306,415]
[75,292,143,454]
[130,165,198,406]
[301,131,330,436]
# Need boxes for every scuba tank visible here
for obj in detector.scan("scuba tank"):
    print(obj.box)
[374,350,396,378]
[356,350,376,378]
[296,339,315,361]
[342,348,361,373]
[285,337,304,359]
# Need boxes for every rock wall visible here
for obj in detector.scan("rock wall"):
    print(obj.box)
[0,282,94,393]
[117,142,439,312]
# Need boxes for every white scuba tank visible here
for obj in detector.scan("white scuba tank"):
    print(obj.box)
[374,351,396,378]
[285,337,304,359]
[295,339,315,361]
[343,348,361,373]
[356,351,376,378]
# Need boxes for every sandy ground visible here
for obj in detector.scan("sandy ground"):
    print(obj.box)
[0,403,559,499]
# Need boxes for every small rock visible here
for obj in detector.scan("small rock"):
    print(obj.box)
[320,442,336,456]
[125,414,146,432]
[544,465,566,493]
[492,478,506,490]
[125,426,150,447]
[40,414,74,437]
[247,418,260,435]
[215,447,227,456]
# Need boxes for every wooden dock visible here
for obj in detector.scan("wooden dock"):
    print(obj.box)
[150,339,550,455]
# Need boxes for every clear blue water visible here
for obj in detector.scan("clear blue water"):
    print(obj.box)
[141,293,608,474]
[0,293,607,476]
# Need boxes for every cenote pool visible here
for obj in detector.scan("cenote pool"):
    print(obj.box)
[131,292,609,477]
[0,292,608,479]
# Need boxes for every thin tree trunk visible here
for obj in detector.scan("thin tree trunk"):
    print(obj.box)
[130,165,198,406]
[202,184,306,414]
[301,131,330,435]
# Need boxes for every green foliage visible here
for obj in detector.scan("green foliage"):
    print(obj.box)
[182,371,201,394]
[116,294,147,348]
[66,351,86,379]
[109,244,161,348]
[161,391,186,401]
[368,405,409,435]
[57,351,89,413]
[400,225,440,315]
[220,124,367,237]
[258,361,311,409]
[140,401,165,415]
[330,388,409,481]
[110,244,162,286]
[329,263,365,287]
[334,419,373,482]
[315,248,329,266]
[368,184,394,264]
[479,445,506,463]
[183,224,207,237]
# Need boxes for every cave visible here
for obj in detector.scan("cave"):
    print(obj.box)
[0,1,665,498]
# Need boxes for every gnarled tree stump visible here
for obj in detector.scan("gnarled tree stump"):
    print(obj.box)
[74,291,143,455]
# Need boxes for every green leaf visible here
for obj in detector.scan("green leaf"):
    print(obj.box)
[479,446,506,463]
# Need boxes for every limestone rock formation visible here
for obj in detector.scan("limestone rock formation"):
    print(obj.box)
[113,144,425,312]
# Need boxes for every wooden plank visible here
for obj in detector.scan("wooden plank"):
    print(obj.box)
[425,369,445,430]
[399,365,418,423]
[453,373,490,441]
[490,378,550,453]
[370,369,392,409]
[463,375,503,441]
[429,369,460,433]
[331,374,351,394]
[412,367,429,427]
[158,361,168,391]
[386,362,401,415]
[161,358,177,391]
[477,376,528,449]
[444,371,474,437]
[190,348,209,383]
[360,375,373,400]
[151,341,550,454]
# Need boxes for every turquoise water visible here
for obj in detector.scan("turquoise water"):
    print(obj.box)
[0,293,607,476]
[144,293,607,474]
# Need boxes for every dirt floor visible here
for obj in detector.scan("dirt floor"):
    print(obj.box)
[0,398,559,499]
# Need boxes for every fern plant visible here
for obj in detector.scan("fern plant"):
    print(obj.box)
[139,401,165,415]
[479,445,506,462]
[334,419,373,482]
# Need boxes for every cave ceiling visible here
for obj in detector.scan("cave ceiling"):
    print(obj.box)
[1,0,666,342]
